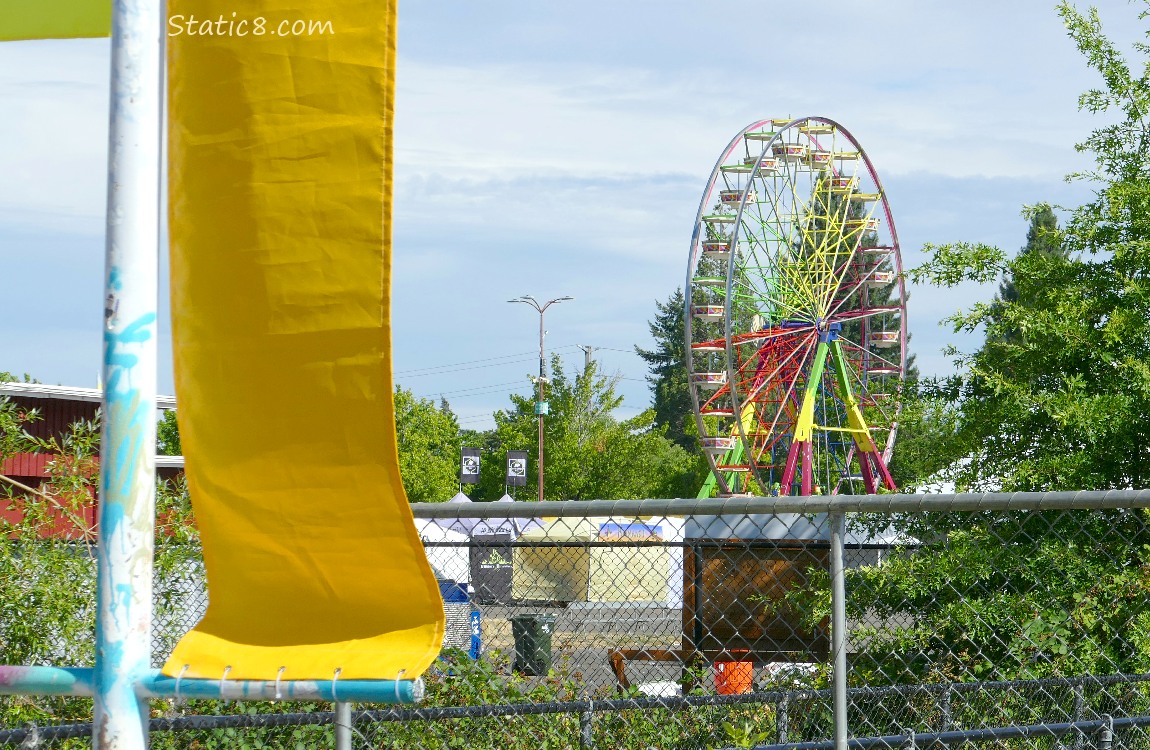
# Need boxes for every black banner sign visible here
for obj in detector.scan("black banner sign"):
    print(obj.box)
[506,450,528,487]
[460,447,481,485]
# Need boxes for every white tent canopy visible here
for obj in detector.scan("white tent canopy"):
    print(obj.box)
[431,492,541,537]
[415,518,469,584]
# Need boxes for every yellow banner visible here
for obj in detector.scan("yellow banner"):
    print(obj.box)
[0,0,111,40]
[164,0,444,681]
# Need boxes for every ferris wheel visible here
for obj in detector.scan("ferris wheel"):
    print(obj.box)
[685,117,907,498]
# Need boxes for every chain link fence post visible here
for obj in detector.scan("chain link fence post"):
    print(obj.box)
[579,700,593,749]
[1098,715,1113,750]
[831,510,848,750]
[940,684,952,732]
[1073,681,1086,750]
[335,702,353,750]
[778,692,790,744]
[18,722,39,750]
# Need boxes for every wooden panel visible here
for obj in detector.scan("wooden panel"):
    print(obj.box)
[0,396,103,540]
[683,539,829,658]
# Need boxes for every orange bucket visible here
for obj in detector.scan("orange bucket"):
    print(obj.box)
[714,660,754,695]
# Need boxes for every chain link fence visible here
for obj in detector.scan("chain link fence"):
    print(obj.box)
[3,493,1150,749]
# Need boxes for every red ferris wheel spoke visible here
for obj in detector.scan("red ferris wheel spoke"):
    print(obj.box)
[743,336,817,474]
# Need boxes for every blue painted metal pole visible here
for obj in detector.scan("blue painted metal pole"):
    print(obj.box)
[138,673,424,703]
[95,0,163,745]
[0,667,94,696]
[0,668,424,705]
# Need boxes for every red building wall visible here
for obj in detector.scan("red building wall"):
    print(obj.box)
[1,392,166,539]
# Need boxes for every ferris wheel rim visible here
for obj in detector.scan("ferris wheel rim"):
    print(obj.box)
[684,118,776,495]
[838,121,909,464]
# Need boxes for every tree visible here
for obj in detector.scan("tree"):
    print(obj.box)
[910,2,1150,493]
[157,409,182,456]
[635,288,696,452]
[989,205,1069,344]
[473,356,700,501]
[820,1,1150,692]
[792,506,1150,691]
[886,381,965,490]
[996,205,1066,305]
[393,386,463,503]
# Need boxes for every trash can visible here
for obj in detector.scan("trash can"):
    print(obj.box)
[510,614,556,676]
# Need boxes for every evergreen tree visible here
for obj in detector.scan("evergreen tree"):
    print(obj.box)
[990,204,1067,343]
[635,288,695,452]
[997,204,1065,304]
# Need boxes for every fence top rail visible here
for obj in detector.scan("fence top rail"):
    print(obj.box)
[410,490,1150,519]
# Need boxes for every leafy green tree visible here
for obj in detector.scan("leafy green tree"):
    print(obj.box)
[886,382,965,490]
[0,387,35,461]
[816,1,1150,694]
[157,409,182,456]
[635,287,696,452]
[394,386,463,503]
[910,1,1150,492]
[474,356,700,501]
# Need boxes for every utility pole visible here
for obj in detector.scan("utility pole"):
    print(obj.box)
[578,345,596,372]
[508,295,574,501]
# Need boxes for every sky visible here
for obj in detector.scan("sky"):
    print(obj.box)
[0,1,1144,431]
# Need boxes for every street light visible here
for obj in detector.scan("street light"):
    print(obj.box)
[508,294,574,501]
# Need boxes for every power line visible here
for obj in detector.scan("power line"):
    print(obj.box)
[397,357,535,379]
[415,390,529,404]
[395,345,580,378]
[455,414,498,424]
[409,380,526,398]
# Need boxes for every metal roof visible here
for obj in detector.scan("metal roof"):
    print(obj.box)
[0,382,176,409]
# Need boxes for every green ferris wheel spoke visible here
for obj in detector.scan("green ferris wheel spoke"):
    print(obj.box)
[827,337,878,452]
